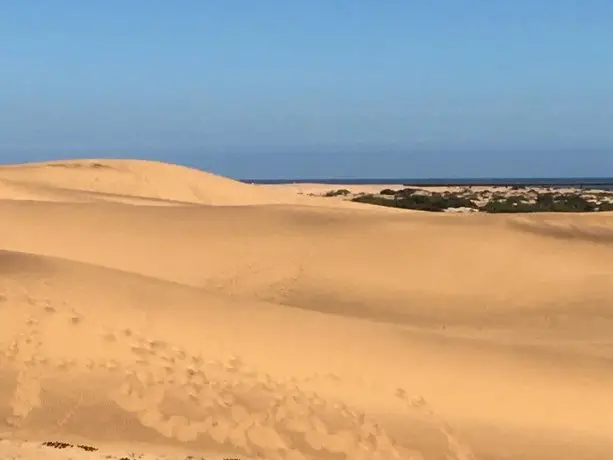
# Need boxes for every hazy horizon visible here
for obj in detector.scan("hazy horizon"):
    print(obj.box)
[2,149,612,181]
[2,1,612,178]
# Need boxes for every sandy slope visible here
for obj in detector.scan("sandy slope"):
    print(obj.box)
[0,159,401,211]
[0,159,612,460]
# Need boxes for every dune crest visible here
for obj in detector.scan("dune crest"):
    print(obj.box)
[0,158,284,205]
[0,159,612,460]
[0,159,400,211]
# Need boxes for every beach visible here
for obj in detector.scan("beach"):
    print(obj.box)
[0,158,612,460]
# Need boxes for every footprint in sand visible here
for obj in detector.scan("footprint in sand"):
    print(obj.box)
[1,303,435,460]
[69,311,84,325]
[42,304,57,315]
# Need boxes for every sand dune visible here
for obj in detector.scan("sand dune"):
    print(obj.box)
[0,159,612,460]
[0,159,400,211]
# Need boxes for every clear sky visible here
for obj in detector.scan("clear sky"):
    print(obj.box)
[1,1,612,178]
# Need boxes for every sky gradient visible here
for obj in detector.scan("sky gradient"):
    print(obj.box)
[2,0,612,178]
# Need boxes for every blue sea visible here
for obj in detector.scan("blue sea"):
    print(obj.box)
[241,177,613,191]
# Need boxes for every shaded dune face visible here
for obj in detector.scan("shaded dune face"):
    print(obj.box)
[507,215,613,244]
[2,203,611,335]
[0,252,429,460]
[0,159,612,460]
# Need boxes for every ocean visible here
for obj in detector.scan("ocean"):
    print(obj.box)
[241,177,613,191]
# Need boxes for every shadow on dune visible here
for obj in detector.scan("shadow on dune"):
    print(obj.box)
[0,250,58,276]
[507,217,613,245]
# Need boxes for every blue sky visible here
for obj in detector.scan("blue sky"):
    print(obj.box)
[1,0,612,178]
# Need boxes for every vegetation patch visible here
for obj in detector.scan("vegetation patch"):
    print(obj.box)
[324,188,351,197]
[321,186,613,213]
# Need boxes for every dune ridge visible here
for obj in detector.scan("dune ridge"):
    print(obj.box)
[0,159,402,211]
[0,159,612,460]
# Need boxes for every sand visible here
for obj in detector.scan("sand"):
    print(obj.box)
[0,158,611,460]
[258,183,405,196]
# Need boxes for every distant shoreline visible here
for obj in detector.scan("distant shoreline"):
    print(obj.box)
[257,180,613,213]
[242,177,613,190]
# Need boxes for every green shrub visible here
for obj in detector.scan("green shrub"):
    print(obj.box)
[324,189,351,197]
[352,188,613,213]
[482,193,597,213]
[352,195,399,208]
[353,192,476,212]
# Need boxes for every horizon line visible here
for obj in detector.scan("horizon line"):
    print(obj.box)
[238,177,613,186]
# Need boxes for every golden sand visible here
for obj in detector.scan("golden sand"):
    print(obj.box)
[0,159,611,460]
